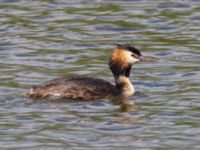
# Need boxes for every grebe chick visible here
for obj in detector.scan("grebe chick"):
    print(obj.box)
[27,44,148,101]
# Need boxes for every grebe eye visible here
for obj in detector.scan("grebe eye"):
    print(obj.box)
[131,53,138,58]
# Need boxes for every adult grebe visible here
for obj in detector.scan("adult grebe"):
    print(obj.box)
[27,44,148,101]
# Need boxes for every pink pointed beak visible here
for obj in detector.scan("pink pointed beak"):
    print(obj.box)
[139,56,155,62]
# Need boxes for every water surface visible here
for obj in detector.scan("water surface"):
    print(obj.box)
[0,0,200,149]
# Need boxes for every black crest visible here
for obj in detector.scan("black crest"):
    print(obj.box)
[116,44,141,56]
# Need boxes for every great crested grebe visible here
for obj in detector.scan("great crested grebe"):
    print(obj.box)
[27,44,149,101]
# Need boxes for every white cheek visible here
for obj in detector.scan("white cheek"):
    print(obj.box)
[127,55,140,64]
[123,51,140,64]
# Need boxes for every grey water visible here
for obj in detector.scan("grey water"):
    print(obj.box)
[0,0,200,149]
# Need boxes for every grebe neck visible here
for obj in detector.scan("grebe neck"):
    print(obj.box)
[114,75,135,98]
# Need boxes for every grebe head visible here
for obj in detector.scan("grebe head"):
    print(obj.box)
[109,44,146,77]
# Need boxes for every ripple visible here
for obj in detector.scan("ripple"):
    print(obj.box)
[0,0,200,149]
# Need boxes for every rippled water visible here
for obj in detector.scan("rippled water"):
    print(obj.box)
[0,0,200,149]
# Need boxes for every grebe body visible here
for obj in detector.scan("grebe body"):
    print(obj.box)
[27,44,148,100]
[28,76,117,100]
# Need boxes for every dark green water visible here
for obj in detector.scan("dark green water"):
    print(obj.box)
[0,0,200,149]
